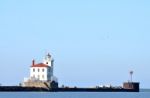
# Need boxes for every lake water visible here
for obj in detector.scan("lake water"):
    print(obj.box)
[0,92,150,98]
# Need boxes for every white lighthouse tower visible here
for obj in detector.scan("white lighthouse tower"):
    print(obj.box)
[43,53,54,78]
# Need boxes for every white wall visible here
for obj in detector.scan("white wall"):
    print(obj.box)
[30,67,48,81]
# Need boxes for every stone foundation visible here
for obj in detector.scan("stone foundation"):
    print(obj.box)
[22,81,58,90]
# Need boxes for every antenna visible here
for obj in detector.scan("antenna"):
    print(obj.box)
[129,70,133,83]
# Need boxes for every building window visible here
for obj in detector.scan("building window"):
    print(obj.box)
[33,68,35,72]
[38,68,40,72]
[42,69,44,72]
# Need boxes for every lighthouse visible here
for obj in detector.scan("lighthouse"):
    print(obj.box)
[23,53,58,89]
[30,53,55,81]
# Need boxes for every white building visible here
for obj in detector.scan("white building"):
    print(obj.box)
[29,53,57,82]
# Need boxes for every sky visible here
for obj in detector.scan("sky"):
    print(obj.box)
[0,0,150,88]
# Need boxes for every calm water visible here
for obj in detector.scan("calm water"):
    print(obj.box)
[0,92,150,98]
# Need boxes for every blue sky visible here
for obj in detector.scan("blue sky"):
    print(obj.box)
[0,0,150,88]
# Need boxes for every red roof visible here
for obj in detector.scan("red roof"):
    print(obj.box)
[31,63,48,67]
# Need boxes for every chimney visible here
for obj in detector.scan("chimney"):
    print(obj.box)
[32,59,35,66]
